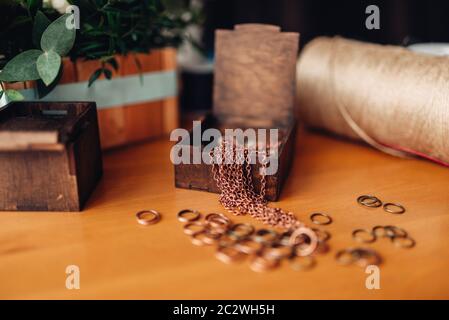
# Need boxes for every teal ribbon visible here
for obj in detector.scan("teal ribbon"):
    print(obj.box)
[16,70,177,109]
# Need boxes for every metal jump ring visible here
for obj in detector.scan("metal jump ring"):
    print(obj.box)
[357,195,382,208]
[289,227,318,256]
[392,236,416,249]
[177,209,201,222]
[352,229,376,243]
[310,212,333,225]
[136,210,161,225]
[183,221,205,235]
[383,203,406,214]
[289,255,316,271]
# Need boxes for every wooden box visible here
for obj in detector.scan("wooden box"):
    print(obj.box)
[174,24,299,201]
[11,48,178,150]
[0,102,103,211]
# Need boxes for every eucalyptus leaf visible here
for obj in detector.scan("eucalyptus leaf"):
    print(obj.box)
[41,13,76,56]
[5,89,24,101]
[0,49,42,82]
[88,68,103,87]
[36,51,62,86]
[32,10,51,48]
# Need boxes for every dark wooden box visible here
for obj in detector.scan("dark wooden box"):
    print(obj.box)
[174,24,299,201]
[0,102,103,211]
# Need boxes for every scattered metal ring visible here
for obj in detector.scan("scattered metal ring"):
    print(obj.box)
[289,227,318,256]
[357,195,382,208]
[392,236,416,249]
[183,221,205,235]
[352,229,377,243]
[136,210,161,226]
[215,246,245,264]
[235,238,263,255]
[310,212,333,225]
[249,256,280,272]
[190,231,220,246]
[289,255,316,271]
[229,223,255,239]
[383,203,406,214]
[262,243,293,260]
[253,229,278,244]
[177,209,201,222]
[312,228,331,242]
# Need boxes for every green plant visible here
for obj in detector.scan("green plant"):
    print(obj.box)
[0,12,75,100]
[0,0,200,101]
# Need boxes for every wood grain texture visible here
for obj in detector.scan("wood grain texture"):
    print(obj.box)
[0,102,102,212]
[1,128,449,299]
[214,24,299,127]
[174,114,295,201]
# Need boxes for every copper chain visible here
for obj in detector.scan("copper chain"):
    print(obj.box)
[210,139,305,230]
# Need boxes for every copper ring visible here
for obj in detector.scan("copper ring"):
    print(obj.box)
[253,229,278,244]
[310,212,333,225]
[177,209,201,222]
[278,230,293,246]
[352,248,382,267]
[263,243,294,260]
[335,248,358,265]
[289,255,316,271]
[136,210,161,225]
[229,223,255,240]
[383,203,406,214]
[336,247,381,266]
[215,246,245,264]
[217,235,239,248]
[357,195,382,208]
[352,229,376,243]
[190,230,220,246]
[183,221,205,235]
[372,225,389,238]
[235,238,264,255]
[384,225,408,238]
[312,228,331,242]
[289,227,318,256]
[249,256,280,272]
[392,236,416,249]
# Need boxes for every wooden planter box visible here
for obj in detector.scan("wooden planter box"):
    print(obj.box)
[7,48,178,149]
[0,101,102,211]
[174,24,299,201]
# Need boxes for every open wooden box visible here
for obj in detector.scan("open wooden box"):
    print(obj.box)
[174,24,299,201]
[0,102,102,211]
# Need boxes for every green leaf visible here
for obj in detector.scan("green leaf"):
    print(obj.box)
[36,51,62,86]
[41,13,76,56]
[5,89,24,101]
[36,66,63,99]
[27,0,43,16]
[33,10,51,48]
[105,58,119,71]
[103,68,112,80]
[0,50,43,82]
[88,68,103,87]
[0,90,4,100]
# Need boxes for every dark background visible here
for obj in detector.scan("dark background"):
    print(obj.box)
[182,0,449,112]
[202,0,449,52]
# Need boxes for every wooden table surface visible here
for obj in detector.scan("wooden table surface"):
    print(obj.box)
[1,128,449,300]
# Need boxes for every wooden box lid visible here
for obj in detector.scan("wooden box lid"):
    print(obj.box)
[213,24,299,127]
[0,102,95,151]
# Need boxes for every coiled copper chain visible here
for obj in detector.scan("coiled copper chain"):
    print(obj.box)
[210,139,305,231]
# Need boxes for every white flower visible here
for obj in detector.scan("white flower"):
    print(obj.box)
[43,0,70,14]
